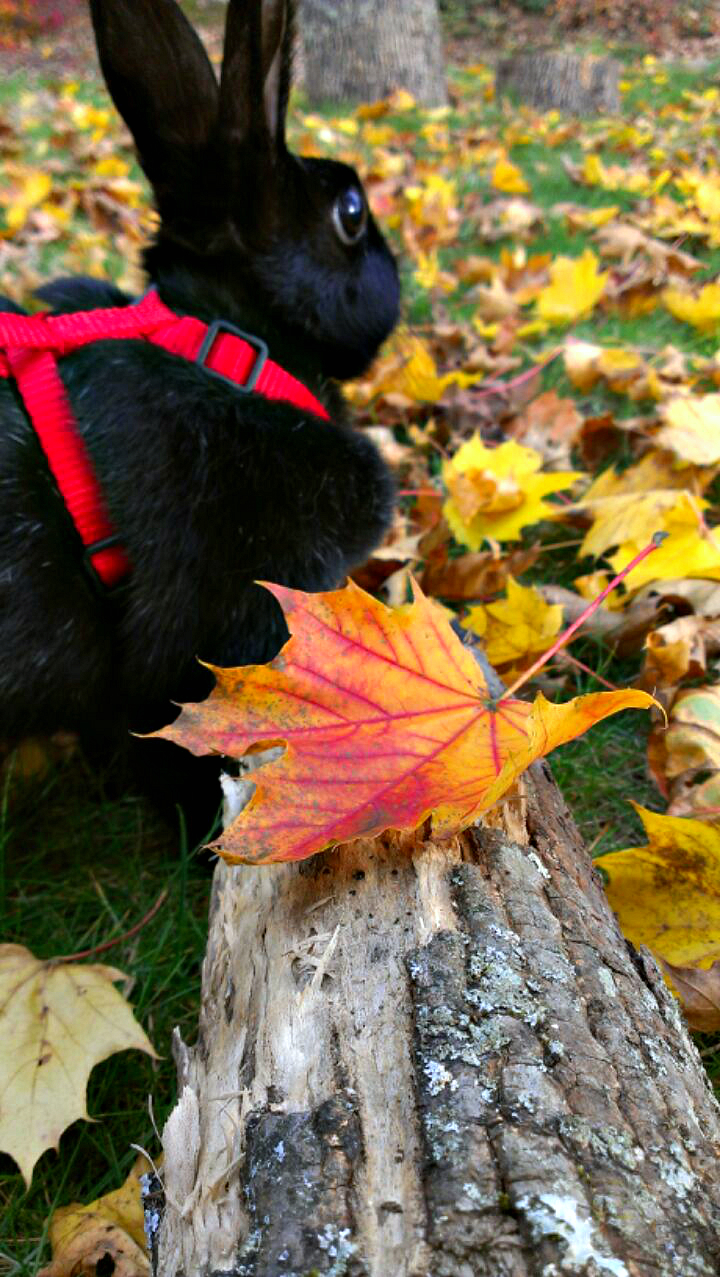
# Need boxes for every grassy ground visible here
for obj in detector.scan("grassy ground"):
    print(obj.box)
[3,41,720,1274]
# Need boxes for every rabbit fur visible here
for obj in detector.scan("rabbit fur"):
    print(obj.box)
[0,0,399,827]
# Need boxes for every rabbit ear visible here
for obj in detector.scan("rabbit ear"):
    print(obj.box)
[90,0,219,191]
[219,0,293,154]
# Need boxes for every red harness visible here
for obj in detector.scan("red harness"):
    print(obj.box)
[0,289,330,591]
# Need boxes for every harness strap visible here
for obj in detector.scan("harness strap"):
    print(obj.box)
[0,291,330,590]
[7,347,131,587]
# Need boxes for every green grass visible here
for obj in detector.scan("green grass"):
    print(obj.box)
[0,759,210,1275]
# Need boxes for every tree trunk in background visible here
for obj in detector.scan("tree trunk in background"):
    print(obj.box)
[154,663,720,1276]
[298,0,447,108]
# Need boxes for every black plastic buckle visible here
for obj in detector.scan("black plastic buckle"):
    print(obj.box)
[82,535,128,600]
[194,319,269,393]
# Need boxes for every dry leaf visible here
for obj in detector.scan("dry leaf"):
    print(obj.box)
[39,1154,152,1277]
[603,806,720,968]
[442,435,583,550]
[462,576,563,675]
[662,959,720,1032]
[0,945,156,1184]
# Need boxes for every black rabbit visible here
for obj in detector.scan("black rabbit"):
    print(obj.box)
[0,0,398,833]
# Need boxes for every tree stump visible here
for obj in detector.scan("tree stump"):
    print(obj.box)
[154,753,720,1275]
[496,51,621,116]
[298,0,448,108]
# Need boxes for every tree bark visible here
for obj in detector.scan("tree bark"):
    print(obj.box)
[154,744,720,1274]
[297,0,447,108]
[496,52,621,116]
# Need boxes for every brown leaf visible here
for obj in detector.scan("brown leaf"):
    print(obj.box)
[421,544,540,601]
[506,389,583,470]
[662,959,720,1032]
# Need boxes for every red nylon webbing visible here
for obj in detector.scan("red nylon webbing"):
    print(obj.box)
[0,291,330,587]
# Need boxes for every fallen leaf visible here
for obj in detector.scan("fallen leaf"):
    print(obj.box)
[443,435,583,550]
[535,249,608,325]
[668,772,720,824]
[0,946,156,1185]
[505,389,583,470]
[158,580,654,865]
[648,684,720,796]
[491,156,529,195]
[661,960,720,1032]
[663,282,720,332]
[636,577,720,618]
[462,576,563,675]
[603,806,720,968]
[39,1154,152,1277]
[641,615,720,689]
[420,544,540,601]
[657,395,720,465]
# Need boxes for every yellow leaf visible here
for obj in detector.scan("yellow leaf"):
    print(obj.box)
[574,571,626,611]
[491,157,529,195]
[463,577,563,673]
[596,347,643,376]
[657,394,720,465]
[581,451,699,505]
[565,204,620,231]
[413,249,456,293]
[443,435,583,549]
[663,283,720,332]
[4,171,53,231]
[0,945,156,1185]
[39,1154,152,1277]
[580,489,694,558]
[353,331,478,406]
[93,155,130,178]
[536,250,608,326]
[603,807,720,968]
[606,502,720,590]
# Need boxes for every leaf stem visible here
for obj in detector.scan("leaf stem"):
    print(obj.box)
[54,889,168,964]
[499,534,665,701]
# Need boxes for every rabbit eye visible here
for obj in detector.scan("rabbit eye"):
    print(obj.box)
[332,186,367,245]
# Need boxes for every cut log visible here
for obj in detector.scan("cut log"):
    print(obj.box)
[154,738,720,1275]
[496,51,621,116]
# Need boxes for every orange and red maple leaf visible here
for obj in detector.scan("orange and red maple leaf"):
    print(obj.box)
[159,580,654,865]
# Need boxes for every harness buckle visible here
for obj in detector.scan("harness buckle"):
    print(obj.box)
[82,535,128,599]
[194,319,269,393]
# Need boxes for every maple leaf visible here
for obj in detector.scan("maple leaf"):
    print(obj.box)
[581,451,704,504]
[642,615,720,689]
[1,169,52,234]
[579,490,700,559]
[647,684,720,798]
[491,156,529,195]
[462,577,563,676]
[657,394,720,465]
[420,544,540,602]
[39,1153,151,1277]
[662,283,720,332]
[535,249,609,325]
[660,960,720,1033]
[348,330,478,407]
[603,806,720,969]
[158,580,654,866]
[0,945,156,1185]
[442,435,583,551]
[577,486,720,590]
[604,499,720,591]
[506,389,583,471]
